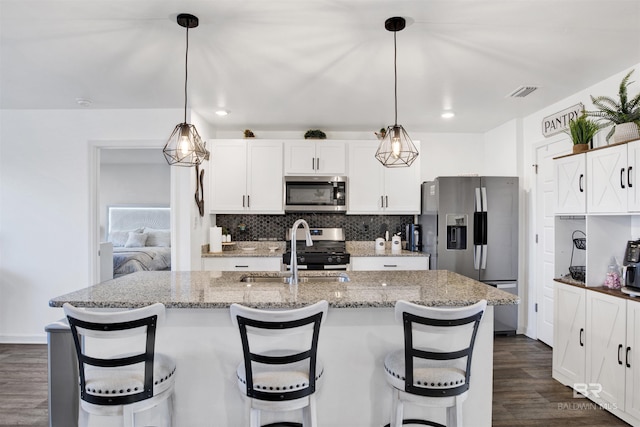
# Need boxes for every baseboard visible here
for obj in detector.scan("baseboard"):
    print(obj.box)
[0,334,47,344]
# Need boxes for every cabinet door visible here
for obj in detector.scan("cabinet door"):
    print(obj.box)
[586,291,626,410]
[626,299,640,419]
[347,142,385,214]
[284,141,316,174]
[209,141,247,212]
[552,282,585,386]
[555,153,586,214]
[202,257,281,271]
[247,141,284,213]
[627,140,640,212]
[350,256,429,271]
[587,144,627,213]
[383,161,421,213]
[316,141,346,175]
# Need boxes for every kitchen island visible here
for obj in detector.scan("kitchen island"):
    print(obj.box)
[48,270,518,426]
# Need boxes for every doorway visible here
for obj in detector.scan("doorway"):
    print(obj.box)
[534,136,571,346]
[88,142,173,284]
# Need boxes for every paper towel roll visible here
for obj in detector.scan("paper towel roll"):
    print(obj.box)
[210,227,223,253]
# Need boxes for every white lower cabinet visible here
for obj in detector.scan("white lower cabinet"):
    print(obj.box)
[586,291,626,411]
[553,283,640,424]
[552,282,585,386]
[202,257,282,272]
[349,256,429,271]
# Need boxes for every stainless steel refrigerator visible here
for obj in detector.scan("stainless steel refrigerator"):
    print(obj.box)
[420,176,519,334]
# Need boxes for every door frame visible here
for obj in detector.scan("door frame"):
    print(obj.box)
[87,140,187,284]
[530,135,571,343]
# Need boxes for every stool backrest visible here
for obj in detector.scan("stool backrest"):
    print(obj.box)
[230,300,328,402]
[63,302,165,406]
[395,299,487,397]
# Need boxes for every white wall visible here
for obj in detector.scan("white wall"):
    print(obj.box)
[483,120,518,176]
[0,108,184,342]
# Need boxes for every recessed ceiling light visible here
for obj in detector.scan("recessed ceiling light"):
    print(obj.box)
[441,111,455,119]
[215,110,229,116]
[76,98,92,107]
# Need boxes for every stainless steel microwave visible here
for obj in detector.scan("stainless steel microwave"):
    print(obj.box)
[284,176,347,212]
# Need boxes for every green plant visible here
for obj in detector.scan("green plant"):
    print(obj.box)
[565,114,601,145]
[243,129,255,138]
[304,129,326,139]
[586,69,640,142]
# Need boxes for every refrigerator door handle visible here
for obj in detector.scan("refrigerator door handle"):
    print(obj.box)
[481,187,488,212]
[481,244,488,269]
[475,187,481,211]
[474,245,481,270]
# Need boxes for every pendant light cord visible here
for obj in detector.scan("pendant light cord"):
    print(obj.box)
[183,26,190,123]
[393,30,398,126]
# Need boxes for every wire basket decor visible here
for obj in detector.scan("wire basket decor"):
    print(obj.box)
[569,230,586,282]
[572,230,586,250]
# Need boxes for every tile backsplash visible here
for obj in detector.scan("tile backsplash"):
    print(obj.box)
[215,213,414,241]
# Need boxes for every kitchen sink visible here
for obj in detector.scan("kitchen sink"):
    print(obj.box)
[240,274,350,283]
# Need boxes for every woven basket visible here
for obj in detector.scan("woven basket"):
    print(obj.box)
[613,122,640,144]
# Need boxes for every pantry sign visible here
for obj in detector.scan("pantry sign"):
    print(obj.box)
[542,103,584,137]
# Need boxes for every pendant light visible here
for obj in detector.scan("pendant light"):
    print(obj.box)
[163,13,208,167]
[375,16,419,168]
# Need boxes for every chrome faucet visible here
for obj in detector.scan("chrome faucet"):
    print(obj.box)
[290,219,313,286]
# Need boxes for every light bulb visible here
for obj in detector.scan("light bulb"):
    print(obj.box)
[391,126,402,158]
[178,126,191,156]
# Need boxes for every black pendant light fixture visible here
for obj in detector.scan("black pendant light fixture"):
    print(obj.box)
[375,16,419,168]
[163,13,208,167]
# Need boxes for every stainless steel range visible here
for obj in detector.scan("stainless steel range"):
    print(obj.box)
[283,227,350,270]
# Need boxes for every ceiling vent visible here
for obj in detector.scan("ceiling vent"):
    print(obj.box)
[507,86,538,98]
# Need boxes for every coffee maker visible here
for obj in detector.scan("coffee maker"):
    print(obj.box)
[405,224,422,252]
[623,240,640,290]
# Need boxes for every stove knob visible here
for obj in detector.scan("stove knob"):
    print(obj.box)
[299,256,305,263]
[327,256,333,263]
[335,256,342,264]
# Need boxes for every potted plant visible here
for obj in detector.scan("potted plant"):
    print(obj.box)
[565,114,601,153]
[304,129,326,139]
[375,127,387,139]
[243,129,255,138]
[586,69,640,144]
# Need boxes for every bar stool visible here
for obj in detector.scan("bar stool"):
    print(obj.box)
[230,300,328,427]
[63,302,176,427]
[383,299,487,427]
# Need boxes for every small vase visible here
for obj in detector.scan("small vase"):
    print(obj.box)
[573,144,589,154]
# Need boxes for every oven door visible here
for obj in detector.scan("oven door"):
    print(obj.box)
[286,264,348,271]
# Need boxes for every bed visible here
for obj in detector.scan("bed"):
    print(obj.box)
[107,206,172,277]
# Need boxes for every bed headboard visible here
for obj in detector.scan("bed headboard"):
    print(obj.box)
[107,206,171,233]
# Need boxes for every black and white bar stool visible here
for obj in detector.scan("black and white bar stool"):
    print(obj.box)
[383,299,487,427]
[63,302,176,427]
[230,300,328,427]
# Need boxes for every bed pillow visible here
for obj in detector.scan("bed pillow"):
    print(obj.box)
[124,231,148,248]
[109,228,143,247]
[144,228,171,247]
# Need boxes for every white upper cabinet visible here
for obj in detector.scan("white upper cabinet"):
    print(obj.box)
[283,140,346,175]
[555,153,586,214]
[627,140,640,212]
[347,141,421,214]
[209,140,284,214]
[587,144,628,213]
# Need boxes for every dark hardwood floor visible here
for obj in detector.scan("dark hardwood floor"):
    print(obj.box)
[493,335,629,426]
[0,336,631,426]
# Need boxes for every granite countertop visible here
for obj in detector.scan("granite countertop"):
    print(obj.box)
[201,241,429,258]
[49,270,518,310]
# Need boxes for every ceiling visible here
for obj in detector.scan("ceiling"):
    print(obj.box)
[2,0,640,134]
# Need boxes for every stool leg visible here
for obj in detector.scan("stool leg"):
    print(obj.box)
[393,389,404,427]
[250,407,261,427]
[303,395,318,427]
[123,405,135,427]
[446,396,464,427]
